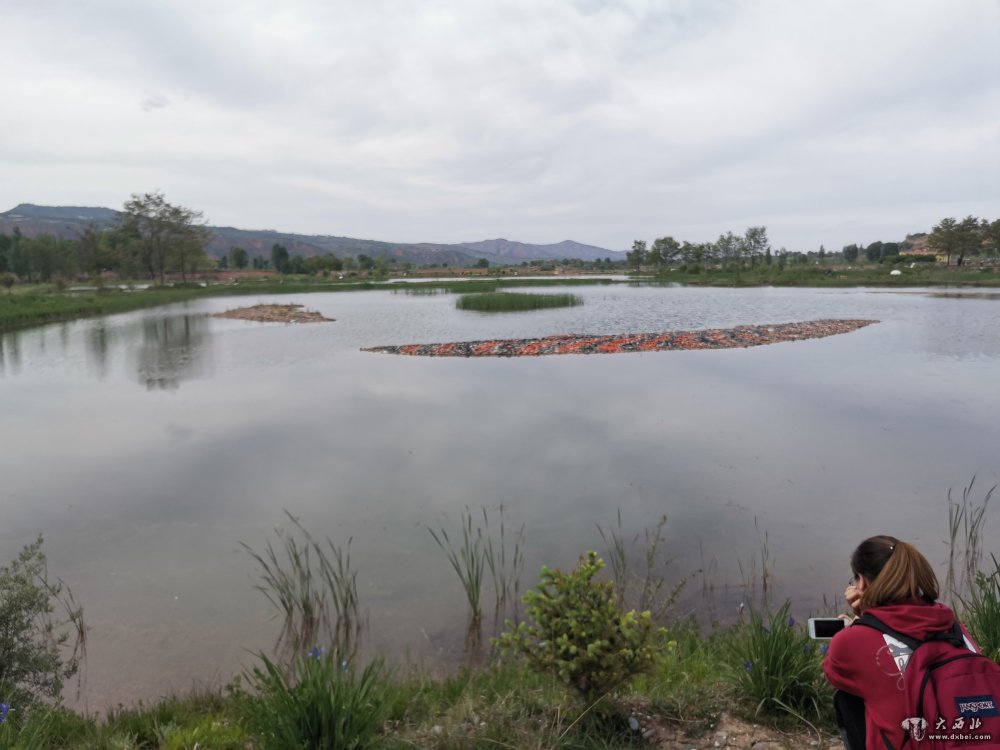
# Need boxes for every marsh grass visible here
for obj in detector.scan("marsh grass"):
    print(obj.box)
[428,506,524,650]
[482,505,525,628]
[242,510,363,665]
[455,291,582,312]
[731,601,832,727]
[245,649,391,750]
[946,476,995,602]
[428,508,488,642]
[960,555,1000,663]
[736,518,773,610]
[596,511,685,620]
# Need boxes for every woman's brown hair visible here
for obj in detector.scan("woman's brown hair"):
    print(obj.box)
[851,535,939,610]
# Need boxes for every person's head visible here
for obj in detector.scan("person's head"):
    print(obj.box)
[850,535,939,610]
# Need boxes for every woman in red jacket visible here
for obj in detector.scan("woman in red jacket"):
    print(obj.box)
[823,535,977,750]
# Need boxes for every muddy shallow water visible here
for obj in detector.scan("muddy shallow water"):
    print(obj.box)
[1,284,998,711]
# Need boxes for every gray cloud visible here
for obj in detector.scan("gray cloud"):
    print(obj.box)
[1,0,998,251]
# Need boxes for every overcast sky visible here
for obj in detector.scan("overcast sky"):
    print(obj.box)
[4,0,998,252]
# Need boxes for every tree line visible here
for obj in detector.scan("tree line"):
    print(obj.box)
[0,192,211,286]
[627,215,1000,273]
[1,193,997,288]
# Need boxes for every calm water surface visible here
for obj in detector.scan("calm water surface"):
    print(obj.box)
[1,285,998,710]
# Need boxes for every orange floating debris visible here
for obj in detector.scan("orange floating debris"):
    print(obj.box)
[363,319,877,357]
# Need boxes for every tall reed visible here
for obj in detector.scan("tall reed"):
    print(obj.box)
[242,510,363,665]
[427,508,488,636]
[482,504,525,626]
[596,510,684,619]
[427,505,525,647]
[946,476,995,602]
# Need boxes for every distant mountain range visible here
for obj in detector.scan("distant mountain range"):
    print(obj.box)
[0,204,623,267]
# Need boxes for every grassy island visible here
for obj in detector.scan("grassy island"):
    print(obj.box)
[455,291,582,312]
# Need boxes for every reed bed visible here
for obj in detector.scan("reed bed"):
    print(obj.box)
[455,291,582,312]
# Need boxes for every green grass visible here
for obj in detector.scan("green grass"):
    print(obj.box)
[456,291,582,312]
[4,262,999,332]
[648,262,1000,287]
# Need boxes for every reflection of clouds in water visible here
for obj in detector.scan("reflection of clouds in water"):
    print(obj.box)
[914,297,1000,360]
[4,286,1000,707]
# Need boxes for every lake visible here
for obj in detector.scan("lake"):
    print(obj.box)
[1,284,998,711]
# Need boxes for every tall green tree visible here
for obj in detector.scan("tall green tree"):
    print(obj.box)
[120,192,207,284]
[982,218,1000,259]
[0,232,11,273]
[626,240,647,271]
[742,226,769,269]
[715,231,740,266]
[228,246,249,269]
[651,236,680,269]
[953,215,982,266]
[865,241,884,262]
[929,217,959,266]
[842,244,859,262]
[271,243,290,274]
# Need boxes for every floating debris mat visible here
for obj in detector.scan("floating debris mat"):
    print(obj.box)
[363,319,877,357]
[212,304,333,323]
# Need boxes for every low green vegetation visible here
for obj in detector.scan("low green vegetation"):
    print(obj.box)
[497,551,661,702]
[646,261,1000,288]
[2,482,1000,748]
[456,291,582,312]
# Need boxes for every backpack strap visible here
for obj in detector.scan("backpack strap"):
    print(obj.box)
[857,612,922,651]
[856,612,966,650]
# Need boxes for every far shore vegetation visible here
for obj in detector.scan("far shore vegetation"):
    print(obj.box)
[1,481,997,749]
[1,192,999,332]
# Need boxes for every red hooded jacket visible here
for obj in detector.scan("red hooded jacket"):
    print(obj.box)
[823,600,977,749]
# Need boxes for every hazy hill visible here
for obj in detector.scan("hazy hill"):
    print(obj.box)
[0,204,624,267]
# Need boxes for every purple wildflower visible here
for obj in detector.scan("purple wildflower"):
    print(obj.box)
[788,616,796,628]
[761,626,770,636]
[820,643,829,655]
[744,660,752,673]
[0,703,9,725]
[308,645,326,659]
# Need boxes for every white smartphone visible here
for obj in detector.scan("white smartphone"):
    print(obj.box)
[808,617,846,639]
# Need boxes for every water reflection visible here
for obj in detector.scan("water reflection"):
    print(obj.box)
[1,286,999,710]
[132,314,211,390]
[85,321,110,379]
[0,329,22,375]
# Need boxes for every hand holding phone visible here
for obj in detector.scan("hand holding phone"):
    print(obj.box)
[808,617,846,639]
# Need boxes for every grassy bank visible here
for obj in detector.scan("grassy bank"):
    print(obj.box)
[4,481,998,749]
[0,280,381,333]
[1,619,833,750]
[3,264,999,332]
[647,262,1000,287]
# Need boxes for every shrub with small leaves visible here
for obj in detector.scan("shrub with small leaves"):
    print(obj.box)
[497,551,661,700]
[0,536,85,715]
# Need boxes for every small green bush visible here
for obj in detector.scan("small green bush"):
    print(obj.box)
[497,551,660,700]
[961,555,1000,663]
[731,600,832,720]
[0,537,84,714]
[245,650,391,750]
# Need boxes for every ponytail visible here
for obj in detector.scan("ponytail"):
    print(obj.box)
[851,536,939,611]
